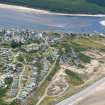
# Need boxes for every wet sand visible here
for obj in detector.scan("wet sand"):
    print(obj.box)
[75,83,105,105]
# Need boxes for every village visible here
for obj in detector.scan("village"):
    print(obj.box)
[0,29,105,105]
[0,29,62,102]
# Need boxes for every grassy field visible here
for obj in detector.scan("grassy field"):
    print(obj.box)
[0,88,17,105]
[65,69,84,86]
[0,0,105,14]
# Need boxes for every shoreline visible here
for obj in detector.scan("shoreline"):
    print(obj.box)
[0,3,105,17]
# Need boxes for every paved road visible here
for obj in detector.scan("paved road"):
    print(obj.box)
[56,77,105,105]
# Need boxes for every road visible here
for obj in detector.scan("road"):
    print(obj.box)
[6,53,26,102]
[56,77,105,105]
[36,55,59,105]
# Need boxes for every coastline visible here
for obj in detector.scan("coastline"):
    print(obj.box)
[0,3,105,17]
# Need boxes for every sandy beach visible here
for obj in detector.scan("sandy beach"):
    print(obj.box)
[74,80,105,105]
[0,3,49,14]
[0,3,105,17]
[75,89,105,105]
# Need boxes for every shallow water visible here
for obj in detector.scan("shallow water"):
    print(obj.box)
[0,8,105,33]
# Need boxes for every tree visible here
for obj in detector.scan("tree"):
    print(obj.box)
[11,40,22,48]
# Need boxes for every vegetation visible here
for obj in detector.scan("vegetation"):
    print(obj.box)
[65,69,84,85]
[5,77,13,86]
[0,88,17,105]
[73,37,105,50]
[0,30,105,105]
[79,53,91,63]
[87,0,105,7]
[47,58,60,81]
[11,40,22,48]
[1,0,105,14]
[17,53,24,62]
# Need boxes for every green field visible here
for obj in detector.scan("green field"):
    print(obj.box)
[0,88,17,105]
[0,0,105,14]
[65,69,84,85]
